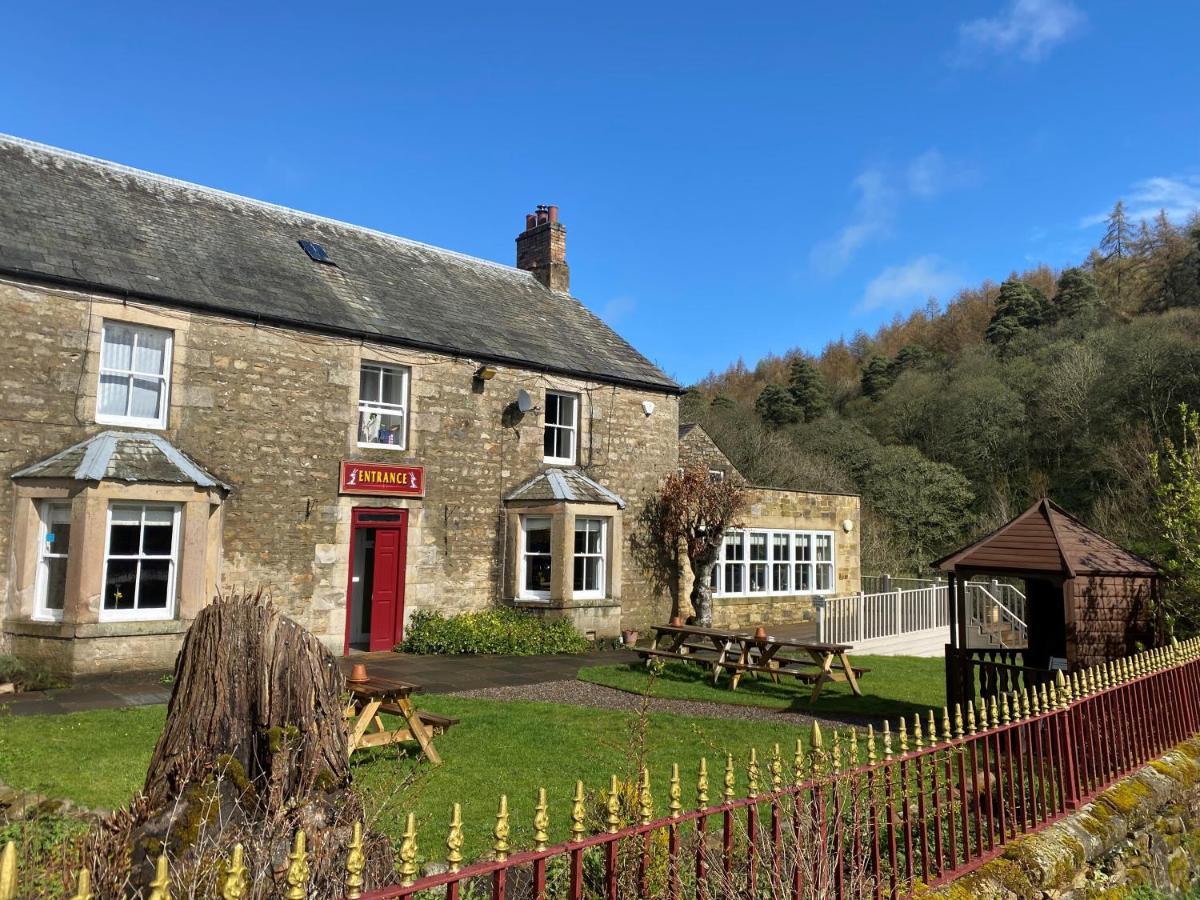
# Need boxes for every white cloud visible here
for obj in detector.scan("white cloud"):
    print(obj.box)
[906,150,977,198]
[812,150,974,274]
[1080,175,1200,228]
[600,295,636,324]
[958,0,1085,62]
[858,256,963,313]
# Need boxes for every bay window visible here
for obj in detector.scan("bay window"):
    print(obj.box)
[102,503,181,621]
[34,501,72,621]
[573,517,607,598]
[711,529,836,597]
[520,516,553,600]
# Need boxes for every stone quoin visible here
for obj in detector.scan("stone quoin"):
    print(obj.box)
[0,135,860,676]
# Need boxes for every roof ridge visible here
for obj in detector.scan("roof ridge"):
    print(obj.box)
[0,133,534,280]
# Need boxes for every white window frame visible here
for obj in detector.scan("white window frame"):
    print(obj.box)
[100,502,181,622]
[96,321,174,429]
[518,515,553,602]
[34,501,72,622]
[708,469,726,482]
[572,517,607,600]
[712,528,836,598]
[543,391,579,465]
[357,362,410,450]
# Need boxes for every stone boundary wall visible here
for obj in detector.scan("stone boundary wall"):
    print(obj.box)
[924,738,1200,898]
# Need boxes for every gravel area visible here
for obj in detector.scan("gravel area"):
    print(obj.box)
[450,679,863,730]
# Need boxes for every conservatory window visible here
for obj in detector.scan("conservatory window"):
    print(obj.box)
[713,529,836,598]
[101,503,180,621]
[573,518,607,598]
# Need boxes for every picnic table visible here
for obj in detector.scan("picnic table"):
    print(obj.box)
[638,624,867,702]
[343,674,458,765]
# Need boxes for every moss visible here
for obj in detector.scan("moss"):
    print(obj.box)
[214,753,253,795]
[1167,850,1192,890]
[1002,830,1086,888]
[264,723,300,753]
[1099,778,1154,817]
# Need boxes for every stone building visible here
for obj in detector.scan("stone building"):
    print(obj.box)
[0,135,860,676]
[678,424,861,629]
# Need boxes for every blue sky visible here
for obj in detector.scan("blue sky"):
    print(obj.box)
[3,1,1199,384]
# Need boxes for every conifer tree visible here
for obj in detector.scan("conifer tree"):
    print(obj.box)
[1100,200,1137,306]
[1052,267,1103,319]
[860,355,895,399]
[786,357,829,422]
[985,279,1048,347]
[755,384,802,426]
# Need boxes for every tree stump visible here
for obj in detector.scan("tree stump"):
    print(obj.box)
[86,589,393,898]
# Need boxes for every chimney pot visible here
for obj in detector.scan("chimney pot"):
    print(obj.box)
[516,205,569,293]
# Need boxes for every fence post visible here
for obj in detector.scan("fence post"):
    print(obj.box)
[814,596,827,643]
[856,592,865,643]
[895,589,903,635]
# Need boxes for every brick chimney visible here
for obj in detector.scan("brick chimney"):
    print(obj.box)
[516,205,569,293]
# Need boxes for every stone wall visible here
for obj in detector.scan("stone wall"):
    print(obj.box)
[928,738,1200,898]
[0,277,680,667]
[678,424,740,482]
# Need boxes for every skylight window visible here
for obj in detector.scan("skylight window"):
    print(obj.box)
[298,239,335,265]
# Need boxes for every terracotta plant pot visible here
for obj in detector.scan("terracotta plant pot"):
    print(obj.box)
[754,626,768,641]
[348,663,369,683]
[669,616,683,627]
[622,629,639,646]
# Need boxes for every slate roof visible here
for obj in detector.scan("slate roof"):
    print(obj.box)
[0,135,678,393]
[505,469,626,508]
[933,498,1158,578]
[12,431,228,490]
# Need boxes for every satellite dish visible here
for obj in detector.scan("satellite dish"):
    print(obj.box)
[516,389,534,413]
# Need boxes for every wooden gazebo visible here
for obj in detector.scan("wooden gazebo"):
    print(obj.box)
[936,498,1159,709]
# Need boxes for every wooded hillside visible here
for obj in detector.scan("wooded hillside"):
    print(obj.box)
[684,203,1200,574]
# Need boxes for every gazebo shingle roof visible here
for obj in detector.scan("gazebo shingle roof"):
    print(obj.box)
[933,498,1157,578]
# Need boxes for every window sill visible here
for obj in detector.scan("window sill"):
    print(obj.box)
[3,618,188,639]
[541,458,576,467]
[96,414,168,430]
[357,442,408,451]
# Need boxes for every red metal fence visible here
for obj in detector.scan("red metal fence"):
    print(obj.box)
[360,640,1200,900]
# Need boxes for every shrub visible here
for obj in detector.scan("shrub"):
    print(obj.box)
[0,654,63,691]
[398,608,591,656]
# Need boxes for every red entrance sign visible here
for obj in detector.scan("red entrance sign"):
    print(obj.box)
[339,461,425,497]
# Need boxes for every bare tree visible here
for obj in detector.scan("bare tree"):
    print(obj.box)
[638,466,747,626]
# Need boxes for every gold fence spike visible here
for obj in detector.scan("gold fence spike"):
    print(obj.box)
[697,757,710,806]
[770,743,783,791]
[724,753,736,802]
[1040,682,1051,712]
[793,738,805,784]
[1000,693,1011,725]
[285,831,309,900]
[605,777,621,834]
[638,768,653,825]
[571,780,587,842]
[533,788,550,851]
[0,842,15,900]
[221,843,248,900]
[345,822,366,900]
[448,803,465,871]
[988,695,1000,729]
[966,702,977,734]
[866,725,878,765]
[849,727,860,767]
[913,714,925,751]
[399,814,420,886]
[1021,688,1032,719]
[747,748,760,796]
[883,721,893,761]
[496,795,513,858]
[941,707,953,743]
[898,717,909,754]
[669,763,683,818]
[148,852,173,900]
[70,868,93,900]
[811,721,824,753]
[953,704,964,738]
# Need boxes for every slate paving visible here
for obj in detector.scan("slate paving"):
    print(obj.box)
[0,650,640,717]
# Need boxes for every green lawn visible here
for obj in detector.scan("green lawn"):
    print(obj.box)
[0,695,826,859]
[578,654,946,720]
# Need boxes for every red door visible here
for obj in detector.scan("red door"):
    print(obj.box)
[369,526,405,651]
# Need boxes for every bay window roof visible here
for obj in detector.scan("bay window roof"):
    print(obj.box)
[11,431,228,490]
[505,469,625,509]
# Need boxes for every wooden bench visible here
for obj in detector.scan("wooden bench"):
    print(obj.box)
[376,703,460,736]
